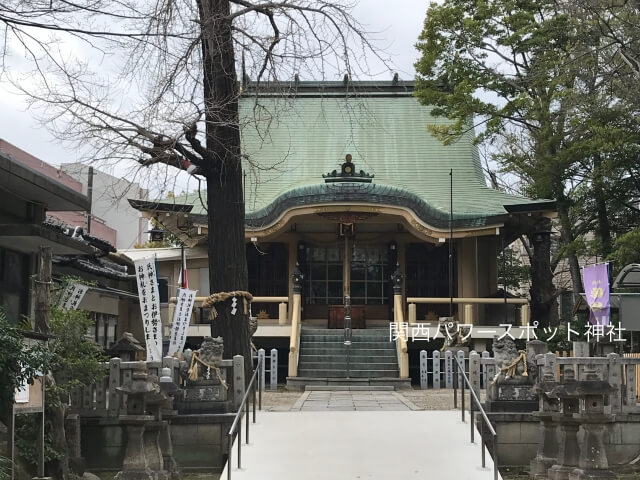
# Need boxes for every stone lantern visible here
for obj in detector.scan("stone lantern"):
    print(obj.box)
[547,369,616,480]
[115,370,171,480]
[530,379,560,479]
[570,371,616,480]
[547,381,581,480]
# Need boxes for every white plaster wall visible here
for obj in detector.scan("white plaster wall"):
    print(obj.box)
[61,163,149,249]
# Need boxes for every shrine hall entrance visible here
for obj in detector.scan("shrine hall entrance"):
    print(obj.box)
[300,242,395,326]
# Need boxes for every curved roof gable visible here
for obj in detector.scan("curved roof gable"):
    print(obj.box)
[238,81,551,220]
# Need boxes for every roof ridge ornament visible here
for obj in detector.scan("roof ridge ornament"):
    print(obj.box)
[322,154,374,184]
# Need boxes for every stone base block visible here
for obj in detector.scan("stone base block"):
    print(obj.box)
[548,465,578,480]
[115,470,169,480]
[530,456,556,479]
[568,468,616,480]
[485,399,538,412]
[177,400,231,414]
[182,380,227,402]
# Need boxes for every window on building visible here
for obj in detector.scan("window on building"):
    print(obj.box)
[88,312,118,348]
[158,277,169,304]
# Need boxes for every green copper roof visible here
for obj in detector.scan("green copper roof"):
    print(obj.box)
[173,82,552,224]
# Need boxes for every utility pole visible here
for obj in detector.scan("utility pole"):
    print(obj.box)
[87,166,94,234]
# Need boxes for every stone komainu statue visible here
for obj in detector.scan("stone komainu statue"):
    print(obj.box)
[492,335,536,385]
[439,319,470,350]
[186,336,224,381]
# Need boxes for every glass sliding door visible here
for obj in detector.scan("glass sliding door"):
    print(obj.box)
[350,246,390,305]
[305,246,343,305]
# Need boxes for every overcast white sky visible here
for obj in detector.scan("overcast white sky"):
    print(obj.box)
[0,1,428,179]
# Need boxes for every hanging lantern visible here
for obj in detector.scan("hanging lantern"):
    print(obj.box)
[145,220,165,242]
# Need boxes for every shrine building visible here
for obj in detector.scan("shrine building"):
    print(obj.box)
[124,80,555,386]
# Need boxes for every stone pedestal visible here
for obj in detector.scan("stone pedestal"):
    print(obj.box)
[529,412,559,479]
[116,416,155,480]
[159,410,179,480]
[486,383,538,412]
[177,377,230,414]
[567,415,615,480]
[548,417,581,480]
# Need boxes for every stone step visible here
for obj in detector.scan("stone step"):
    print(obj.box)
[286,376,412,391]
[298,347,397,356]
[301,336,392,344]
[297,369,398,378]
[297,361,399,371]
[304,385,395,391]
[302,328,390,334]
[298,354,397,363]
[300,341,395,349]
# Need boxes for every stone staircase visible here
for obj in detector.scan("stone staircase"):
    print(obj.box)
[287,327,411,390]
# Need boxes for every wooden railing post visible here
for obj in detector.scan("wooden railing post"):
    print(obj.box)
[392,266,409,379]
[278,302,287,325]
[289,265,304,378]
[521,304,530,326]
[408,303,416,324]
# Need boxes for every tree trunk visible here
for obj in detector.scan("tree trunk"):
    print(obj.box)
[592,156,613,258]
[526,219,558,328]
[34,247,70,479]
[199,0,251,374]
[557,198,583,303]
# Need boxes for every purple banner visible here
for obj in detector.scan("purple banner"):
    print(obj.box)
[582,263,610,325]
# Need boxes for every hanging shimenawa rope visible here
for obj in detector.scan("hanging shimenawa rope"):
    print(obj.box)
[202,291,254,320]
[187,350,229,389]
[494,350,528,383]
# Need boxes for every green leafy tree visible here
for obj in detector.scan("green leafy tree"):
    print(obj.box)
[414,0,640,325]
[609,228,640,271]
[0,311,50,425]
[14,307,105,478]
[497,247,530,294]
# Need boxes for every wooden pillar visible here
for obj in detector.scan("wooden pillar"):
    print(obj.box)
[35,246,52,335]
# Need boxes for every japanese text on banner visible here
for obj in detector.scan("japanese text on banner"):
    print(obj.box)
[581,263,610,325]
[134,258,163,361]
[58,283,89,311]
[168,288,197,357]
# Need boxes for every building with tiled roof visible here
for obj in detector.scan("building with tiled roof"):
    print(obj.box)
[128,80,556,384]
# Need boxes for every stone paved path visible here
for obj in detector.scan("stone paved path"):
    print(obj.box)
[293,390,418,411]
[222,389,502,480]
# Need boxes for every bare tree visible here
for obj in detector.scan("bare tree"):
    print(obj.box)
[1,0,386,363]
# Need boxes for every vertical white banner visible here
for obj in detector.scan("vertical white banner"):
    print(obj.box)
[168,288,197,357]
[134,258,163,361]
[58,283,89,310]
